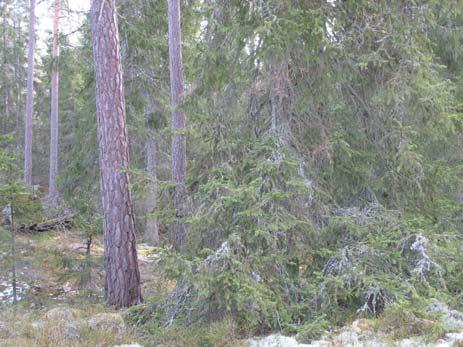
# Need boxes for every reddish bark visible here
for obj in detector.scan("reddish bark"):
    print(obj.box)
[48,0,61,207]
[24,0,36,185]
[167,0,186,247]
[91,0,142,308]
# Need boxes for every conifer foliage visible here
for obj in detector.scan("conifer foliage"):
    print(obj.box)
[1,0,463,340]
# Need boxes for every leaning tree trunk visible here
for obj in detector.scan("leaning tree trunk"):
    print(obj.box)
[167,0,186,248]
[48,0,61,207]
[90,0,142,308]
[24,0,36,185]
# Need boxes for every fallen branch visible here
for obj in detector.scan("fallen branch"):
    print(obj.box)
[18,214,76,233]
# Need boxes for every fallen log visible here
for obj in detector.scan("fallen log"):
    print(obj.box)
[18,214,76,233]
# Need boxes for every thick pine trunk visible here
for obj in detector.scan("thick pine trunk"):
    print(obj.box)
[48,0,60,207]
[91,0,142,308]
[167,0,186,247]
[24,0,36,185]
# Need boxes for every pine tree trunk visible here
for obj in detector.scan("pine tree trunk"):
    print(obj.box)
[14,18,21,146]
[48,0,60,207]
[2,12,9,133]
[24,0,36,185]
[90,0,142,308]
[167,0,186,248]
[145,121,160,245]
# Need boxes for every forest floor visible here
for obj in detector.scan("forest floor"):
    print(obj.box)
[1,228,463,347]
[0,227,139,346]
[0,227,248,346]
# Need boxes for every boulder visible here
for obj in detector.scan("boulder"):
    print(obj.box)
[249,334,311,347]
[0,321,8,338]
[30,321,45,330]
[45,323,82,343]
[335,331,360,345]
[62,320,84,341]
[427,299,463,331]
[43,307,84,341]
[88,313,125,337]
[45,307,74,322]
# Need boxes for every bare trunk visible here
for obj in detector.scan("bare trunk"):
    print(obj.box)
[91,0,142,308]
[270,60,290,137]
[2,13,8,132]
[147,129,155,178]
[167,0,186,248]
[10,204,17,304]
[48,0,61,207]
[145,115,160,245]
[24,0,36,185]
[14,19,21,145]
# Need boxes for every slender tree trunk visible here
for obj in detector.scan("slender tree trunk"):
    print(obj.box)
[167,0,186,248]
[145,97,160,245]
[14,19,21,145]
[48,0,61,207]
[24,0,36,185]
[2,12,8,133]
[10,204,17,304]
[91,0,142,308]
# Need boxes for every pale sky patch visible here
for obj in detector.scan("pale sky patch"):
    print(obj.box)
[36,0,91,54]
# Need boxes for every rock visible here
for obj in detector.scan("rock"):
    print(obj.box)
[0,279,30,303]
[62,281,73,293]
[396,337,426,347]
[113,344,144,347]
[0,321,8,338]
[43,307,84,341]
[335,331,360,345]
[249,334,311,347]
[62,321,82,341]
[45,307,74,321]
[30,321,45,330]
[306,341,331,347]
[434,332,463,347]
[249,315,463,347]
[88,313,125,337]
[46,321,82,343]
[427,299,463,331]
